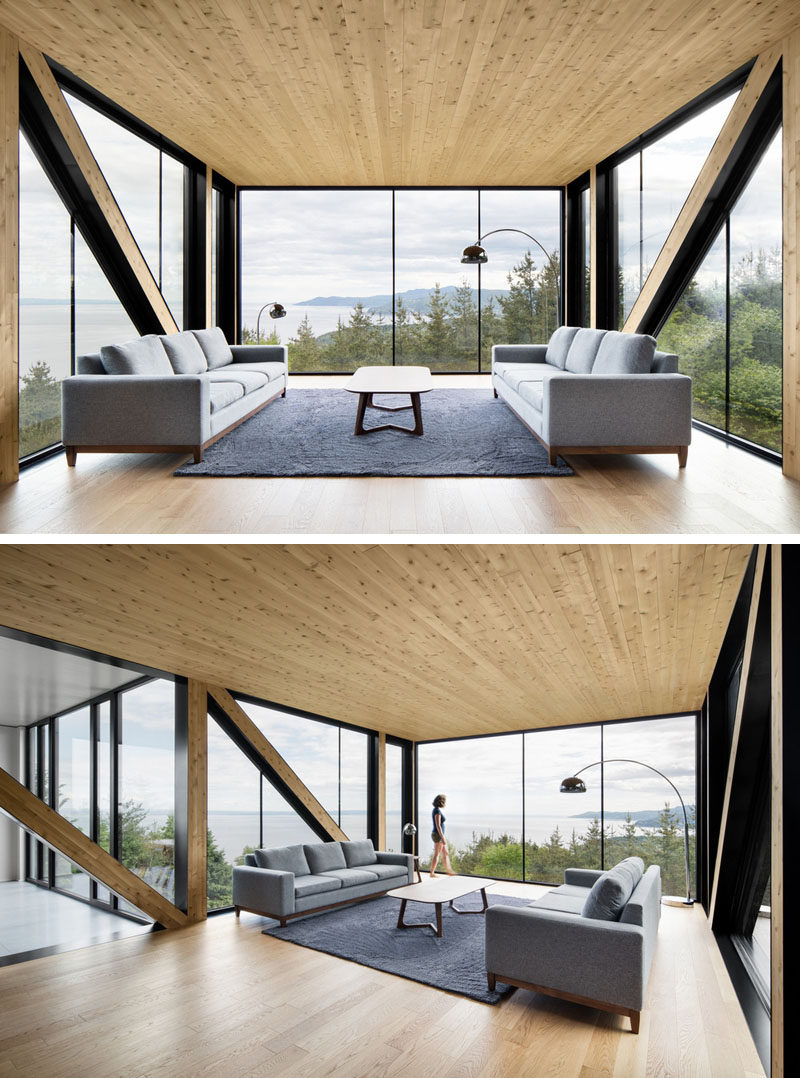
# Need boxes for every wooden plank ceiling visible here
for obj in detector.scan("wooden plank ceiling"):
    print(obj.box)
[0,1,797,186]
[0,544,751,741]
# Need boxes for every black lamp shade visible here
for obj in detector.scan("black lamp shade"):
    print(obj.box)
[460,244,488,264]
[559,776,586,793]
[403,823,417,836]
[269,303,287,319]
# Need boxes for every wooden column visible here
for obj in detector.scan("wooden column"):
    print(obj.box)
[187,680,207,923]
[0,27,19,484]
[377,732,386,850]
[205,164,213,328]
[589,165,597,329]
[783,29,800,478]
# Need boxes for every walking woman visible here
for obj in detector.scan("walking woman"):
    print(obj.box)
[430,794,455,877]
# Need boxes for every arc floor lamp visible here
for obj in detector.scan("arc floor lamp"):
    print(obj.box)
[460,228,561,327]
[560,758,694,906]
[255,300,286,343]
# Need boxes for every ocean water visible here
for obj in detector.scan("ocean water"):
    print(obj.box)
[240,303,372,345]
[19,302,138,377]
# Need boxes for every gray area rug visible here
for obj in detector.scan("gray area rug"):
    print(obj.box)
[262,892,530,1004]
[174,388,573,477]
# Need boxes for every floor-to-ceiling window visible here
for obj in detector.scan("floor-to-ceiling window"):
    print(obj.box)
[239,187,563,373]
[385,741,404,853]
[54,706,92,897]
[659,128,782,455]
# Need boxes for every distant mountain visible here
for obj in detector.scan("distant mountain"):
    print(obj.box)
[296,285,510,316]
[570,807,695,828]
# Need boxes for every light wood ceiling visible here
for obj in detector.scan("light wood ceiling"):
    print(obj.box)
[0,2,797,186]
[0,544,751,741]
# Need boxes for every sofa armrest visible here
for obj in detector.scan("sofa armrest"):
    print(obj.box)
[62,374,210,446]
[375,851,414,883]
[232,865,294,916]
[485,904,646,1011]
[230,344,288,365]
[492,344,548,365]
[543,373,692,447]
[564,868,604,888]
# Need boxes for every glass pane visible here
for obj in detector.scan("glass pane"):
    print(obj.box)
[96,701,112,905]
[728,128,782,452]
[262,779,319,849]
[240,189,393,371]
[18,132,71,459]
[417,735,523,877]
[118,681,175,907]
[394,190,478,371]
[582,186,591,327]
[616,154,641,328]
[211,189,219,328]
[207,715,261,911]
[602,715,696,900]
[479,189,562,359]
[74,228,138,356]
[658,228,727,432]
[55,707,92,896]
[340,729,368,841]
[64,92,160,278]
[385,743,403,852]
[161,153,185,329]
[525,726,602,884]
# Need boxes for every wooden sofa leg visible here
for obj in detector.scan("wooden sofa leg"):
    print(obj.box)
[548,447,558,466]
[193,447,204,463]
[487,973,496,991]
[234,906,240,917]
[65,446,77,467]
[282,386,287,397]
[677,445,688,468]
[493,388,498,398]
[629,1011,640,1034]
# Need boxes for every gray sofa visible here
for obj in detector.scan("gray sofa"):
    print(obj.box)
[485,858,661,1032]
[61,327,287,465]
[233,839,414,925]
[492,326,692,466]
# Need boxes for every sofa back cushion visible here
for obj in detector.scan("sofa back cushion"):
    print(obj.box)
[304,841,347,874]
[653,350,679,373]
[592,330,657,374]
[77,353,104,375]
[254,844,311,876]
[160,331,208,375]
[582,856,645,921]
[100,335,173,376]
[192,327,233,370]
[564,328,606,373]
[342,839,378,867]
[545,326,580,369]
[243,853,257,867]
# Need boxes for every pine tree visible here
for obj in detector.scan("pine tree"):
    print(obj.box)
[423,282,452,363]
[288,313,320,371]
[498,251,540,343]
[451,278,478,366]
[480,296,502,368]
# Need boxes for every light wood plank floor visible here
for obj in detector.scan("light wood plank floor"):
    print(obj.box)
[0,884,764,1077]
[2,376,798,536]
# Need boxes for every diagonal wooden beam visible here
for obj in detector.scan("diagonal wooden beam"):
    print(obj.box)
[0,764,189,930]
[187,679,208,923]
[0,27,19,484]
[18,44,178,334]
[208,686,348,842]
[623,45,782,335]
[708,544,767,922]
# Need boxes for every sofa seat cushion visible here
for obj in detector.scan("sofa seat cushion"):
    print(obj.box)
[100,335,173,376]
[160,331,208,375]
[206,370,269,395]
[225,362,287,383]
[254,843,312,876]
[192,327,234,370]
[517,381,543,412]
[552,883,593,900]
[565,328,606,373]
[293,873,343,899]
[305,841,347,874]
[495,363,562,393]
[319,867,379,887]
[582,856,645,921]
[342,839,378,867]
[530,891,586,916]
[368,863,409,881]
[545,326,581,369]
[592,330,657,374]
[209,382,245,413]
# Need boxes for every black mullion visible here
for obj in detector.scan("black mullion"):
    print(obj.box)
[725,216,731,434]
[521,733,526,882]
[158,148,163,292]
[477,189,482,372]
[69,218,75,373]
[259,775,263,849]
[90,703,99,903]
[338,727,342,827]
[600,724,605,869]
[110,691,120,908]
[391,190,396,365]
[48,718,56,887]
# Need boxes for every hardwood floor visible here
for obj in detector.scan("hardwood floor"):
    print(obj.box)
[2,377,797,535]
[0,883,764,1077]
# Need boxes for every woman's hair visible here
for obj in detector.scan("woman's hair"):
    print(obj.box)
[433,794,446,808]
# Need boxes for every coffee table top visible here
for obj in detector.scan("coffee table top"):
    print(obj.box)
[345,365,433,394]
[386,875,495,903]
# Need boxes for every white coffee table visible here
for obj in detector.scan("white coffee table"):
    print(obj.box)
[386,875,495,937]
[345,365,433,436]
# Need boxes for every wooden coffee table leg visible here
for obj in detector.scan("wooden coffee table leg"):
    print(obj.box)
[354,392,369,435]
[450,887,490,914]
[410,392,423,435]
[435,902,443,937]
[397,898,407,929]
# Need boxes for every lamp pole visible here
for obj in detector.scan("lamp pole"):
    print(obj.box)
[562,757,694,905]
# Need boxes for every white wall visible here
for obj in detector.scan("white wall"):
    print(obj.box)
[0,725,21,881]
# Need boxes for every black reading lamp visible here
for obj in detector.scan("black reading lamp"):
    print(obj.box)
[560,758,694,906]
[255,301,286,343]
